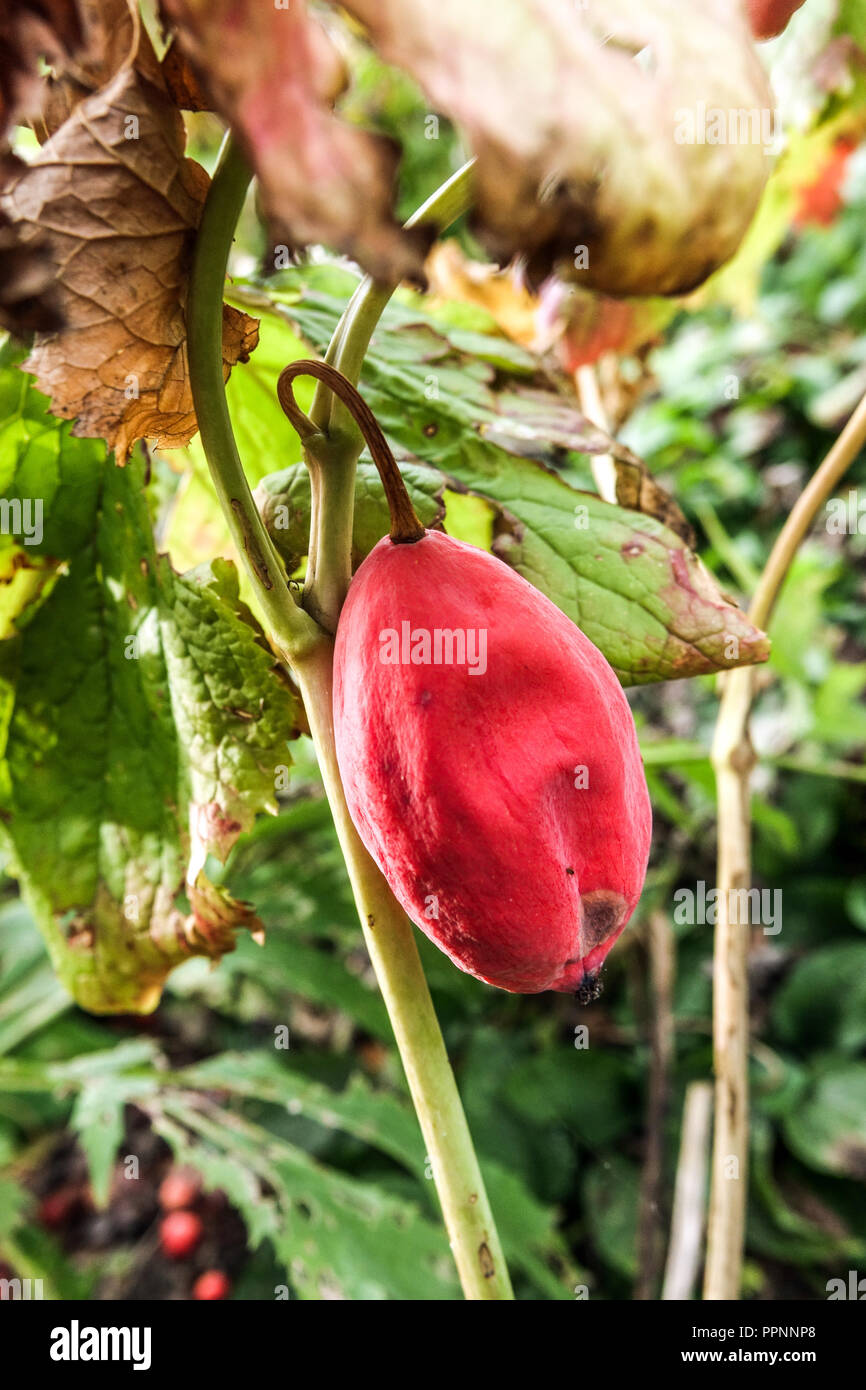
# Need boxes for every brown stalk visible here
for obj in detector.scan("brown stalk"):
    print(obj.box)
[704,388,866,1299]
[277,358,426,546]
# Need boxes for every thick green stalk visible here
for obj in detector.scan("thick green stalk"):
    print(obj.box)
[305,160,475,630]
[187,140,320,664]
[296,644,512,1299]
[188,137,511,1299]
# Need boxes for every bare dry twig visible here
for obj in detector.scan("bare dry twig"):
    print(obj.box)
[704,389,866,1299]
[663,1082,713,1301]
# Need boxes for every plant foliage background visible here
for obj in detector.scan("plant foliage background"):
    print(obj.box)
[0,5,865,1301]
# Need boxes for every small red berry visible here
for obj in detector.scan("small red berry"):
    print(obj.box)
[160,1209,202,1259]
[158,1167,201,1212]
[38,1186,81,1229]
[192,1270,231,1301]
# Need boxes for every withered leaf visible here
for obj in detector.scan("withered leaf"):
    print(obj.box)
[612,454,696,547]
[337,0,773,296]
[162,0,428,283]
[2,60,258,461]
[0,152,64,335]
[0,0,83,131]
[161,37,211,112]
[33,0,164,140]
[0,0,84,336]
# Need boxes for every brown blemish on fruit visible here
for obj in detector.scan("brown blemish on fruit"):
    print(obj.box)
[581,889,626,949]
[478,1241,495,1278]
[423,422,438,437]
[622,541,643,558]
[366,914,375,929]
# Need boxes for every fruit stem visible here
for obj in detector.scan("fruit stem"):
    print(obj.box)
[293,641,514,1300]
[303,160,475,630]
[189,135,513,1300]
[310,160,476,435]
[278,360,425,544]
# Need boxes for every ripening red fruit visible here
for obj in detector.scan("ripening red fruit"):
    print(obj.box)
[158,1168,201,1213]
[279,360,652,998]
[334,530,651,995]
[160,1209,203,1260]
[192,1270,231,1301]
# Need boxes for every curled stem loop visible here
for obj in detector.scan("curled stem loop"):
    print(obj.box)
[278,359,425,544]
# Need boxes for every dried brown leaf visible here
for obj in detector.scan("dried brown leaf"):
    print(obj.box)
[2,60,258,460]
[0,151,64,335]
[0,0,83,131]
[34,0,163,140]
[612,455,695,547]
[162,0,428,282]
[425,241,540,348]
[161,37,210,112]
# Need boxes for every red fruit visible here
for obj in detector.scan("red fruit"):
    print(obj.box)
[192,1270,231,1301]
[160,1209,202,1259]
[334,531,651,994]
[279,359,652,997]
[158,1167,201,1212]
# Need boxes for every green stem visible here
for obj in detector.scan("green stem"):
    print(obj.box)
[187,139,320,664]
[188,137,511,1300]
[304,159,475,629]
[311,159,476,430]
[296,644,513,1300]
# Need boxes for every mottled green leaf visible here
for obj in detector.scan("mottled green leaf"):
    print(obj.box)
[0,357,301,1014]
[245,267,769,684]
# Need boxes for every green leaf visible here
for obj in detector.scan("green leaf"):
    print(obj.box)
[0,1175,30,1239]
[784,1062,866,1179]
[158,1050,573,1298]
[152,1094,458,1300]
[244,267,769,684]
[256,458,446,575]
[748,1116,862,1265]
[772,944,866,1055]
[69,1080,129,1207]
[0,357,302,1014]
[582,1155,640,1280]
[504,1049,635,1149]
